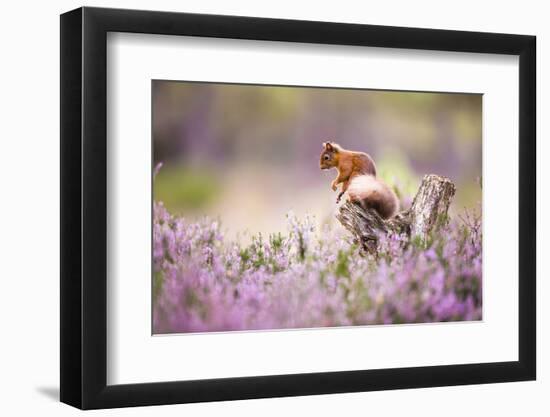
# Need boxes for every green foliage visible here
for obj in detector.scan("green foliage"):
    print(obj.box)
[153,271,164,302]
[376,153,419,200]
[269,232,284,252]
[335,249,351,279]
[154,164,220,213]
[239,247,251,271]
[239,232,288,273]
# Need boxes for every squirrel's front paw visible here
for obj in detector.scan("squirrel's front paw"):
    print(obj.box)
[331,183,338,192]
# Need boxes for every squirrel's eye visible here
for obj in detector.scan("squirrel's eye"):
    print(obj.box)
[324,155,330,160]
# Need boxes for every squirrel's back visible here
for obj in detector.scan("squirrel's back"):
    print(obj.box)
[347,175,399,219]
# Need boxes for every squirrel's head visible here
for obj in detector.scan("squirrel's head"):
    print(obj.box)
[320,142,341,170]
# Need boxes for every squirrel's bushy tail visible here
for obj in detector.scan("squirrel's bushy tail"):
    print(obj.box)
[347,175,399,219]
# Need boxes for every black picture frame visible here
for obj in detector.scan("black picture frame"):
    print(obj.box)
[60,6,536,410]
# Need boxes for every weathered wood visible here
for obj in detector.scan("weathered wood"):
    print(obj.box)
[408,174,456,239]
[336,174,456,252]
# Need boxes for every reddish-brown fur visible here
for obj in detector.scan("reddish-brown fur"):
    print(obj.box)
[319,142,399,219]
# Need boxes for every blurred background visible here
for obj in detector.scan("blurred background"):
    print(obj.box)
[153,81,482,239]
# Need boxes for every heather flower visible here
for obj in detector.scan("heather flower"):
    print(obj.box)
[152,200,482,333]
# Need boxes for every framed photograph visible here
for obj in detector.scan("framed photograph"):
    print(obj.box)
[60,6,536,409]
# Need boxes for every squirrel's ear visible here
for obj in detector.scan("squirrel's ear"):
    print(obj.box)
[324,142,333,151]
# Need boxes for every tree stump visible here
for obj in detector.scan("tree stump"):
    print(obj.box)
[336,174,456,252]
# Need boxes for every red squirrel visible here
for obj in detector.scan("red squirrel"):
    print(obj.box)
[319,142,399,219]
